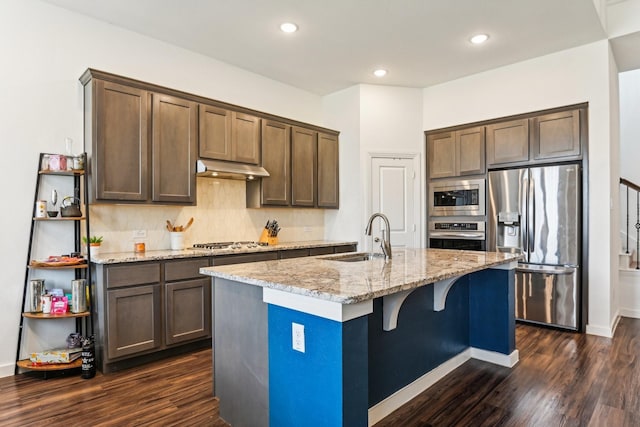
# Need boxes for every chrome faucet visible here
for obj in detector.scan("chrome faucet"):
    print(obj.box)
[365,213,392,260]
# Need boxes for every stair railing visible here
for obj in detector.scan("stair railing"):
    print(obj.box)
[620,178,640,269]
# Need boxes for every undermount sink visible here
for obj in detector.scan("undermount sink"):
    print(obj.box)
[324,252,386,262]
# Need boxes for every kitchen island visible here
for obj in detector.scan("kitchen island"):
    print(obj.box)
[200,248,521,427]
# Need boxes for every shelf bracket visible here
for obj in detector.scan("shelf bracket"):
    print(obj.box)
[382,289,414,331]
[381,275,463,331]
[433,275,462,312]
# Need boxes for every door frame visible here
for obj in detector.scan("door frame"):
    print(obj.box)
[365,152,424,250]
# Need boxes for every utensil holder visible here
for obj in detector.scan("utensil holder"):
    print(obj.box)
[170,232,184,250]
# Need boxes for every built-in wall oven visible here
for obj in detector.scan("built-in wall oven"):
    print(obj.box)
[428,221,486,251]
[428,178,485,217]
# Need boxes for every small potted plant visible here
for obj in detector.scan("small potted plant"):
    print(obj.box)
[83,235,103,258]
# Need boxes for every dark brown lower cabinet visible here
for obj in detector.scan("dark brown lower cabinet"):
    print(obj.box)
[95,244,357,372]
[165,278,211,346]
[106,284,162,360]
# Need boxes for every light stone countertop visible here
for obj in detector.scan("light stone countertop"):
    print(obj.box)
[90,240,357,264]
[200,248,522,304]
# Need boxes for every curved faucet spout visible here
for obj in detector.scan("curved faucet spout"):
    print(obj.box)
[365,213,392,260]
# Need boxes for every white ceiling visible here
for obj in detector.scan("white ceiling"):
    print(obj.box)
[42,0,609,95]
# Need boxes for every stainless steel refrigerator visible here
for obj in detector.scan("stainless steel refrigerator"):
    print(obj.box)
[488,164,581,330]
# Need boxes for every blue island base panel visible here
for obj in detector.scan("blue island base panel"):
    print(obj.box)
[268,305,369,427]
[469,268,516,355]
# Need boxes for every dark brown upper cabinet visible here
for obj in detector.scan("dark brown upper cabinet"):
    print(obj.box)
[427,126,485,179]
[91,80,150,202]
[199,105,232,161]
[231,112,261,164]
[486,119,530,167]
[81,69,340,208]
[247,122,339,209]
[83,72,196,205]
[487,109,581,168]
[258,120,291,206]
[291,127,317,207]
[530,109,581,161]
[317,132,340,208]
[199,105,260,165]
[151,94,197,204]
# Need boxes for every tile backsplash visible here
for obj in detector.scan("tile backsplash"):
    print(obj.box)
[89,178,325,253]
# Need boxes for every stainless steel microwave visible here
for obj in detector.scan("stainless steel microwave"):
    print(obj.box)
[429,178,486,217]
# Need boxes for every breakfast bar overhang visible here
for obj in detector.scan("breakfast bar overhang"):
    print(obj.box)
[200,249,521,427]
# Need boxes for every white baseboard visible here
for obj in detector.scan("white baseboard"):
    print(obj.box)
[368,349,471,426]
[586,323,614,338]
[0,363,15,378]
[367,347,518,426]
[619,308,640,319]
[470,348,519,368]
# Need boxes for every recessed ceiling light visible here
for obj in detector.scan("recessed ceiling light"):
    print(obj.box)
[373,69,387,77]
[280,22,298,33]
[470,34,489,44]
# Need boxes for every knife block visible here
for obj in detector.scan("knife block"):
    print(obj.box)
[259,229,269,244]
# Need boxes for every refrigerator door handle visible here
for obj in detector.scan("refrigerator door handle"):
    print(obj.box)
[516,264,576,275]
[528,176,535,253]
[522,175,528,258]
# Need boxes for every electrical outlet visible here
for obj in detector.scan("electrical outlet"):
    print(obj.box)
[292,322,305,353]
[132,230,147,239]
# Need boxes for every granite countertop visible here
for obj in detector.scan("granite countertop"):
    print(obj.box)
[200,248,522,304]
[90,240,358,264]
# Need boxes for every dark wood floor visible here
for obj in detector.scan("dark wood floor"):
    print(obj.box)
[1,318,639,426]
[375,317,640,427]
[0,349,228,427]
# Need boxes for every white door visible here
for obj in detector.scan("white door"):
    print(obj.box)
[370,156,419,250]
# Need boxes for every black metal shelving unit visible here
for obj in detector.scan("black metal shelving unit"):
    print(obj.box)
[15,152,93,376]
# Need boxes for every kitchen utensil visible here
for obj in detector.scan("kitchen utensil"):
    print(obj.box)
[60,196,82,217]
[166,220,174,231]
[170,232,184,250]
[183,217,194,231]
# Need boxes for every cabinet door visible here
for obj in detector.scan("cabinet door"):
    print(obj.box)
[317,133,339,208]
[232,112,261,164]
[457,126,485,176]
[531,109,581,161]
[151,94,197,204]
[107,284,161,360]
[95,80,149,201]
[291,127,317,207]
[199,104,232,161]
[427,131,456,178]
[165,278,212,345]
[486,119,529,167]
[261,120,291,206]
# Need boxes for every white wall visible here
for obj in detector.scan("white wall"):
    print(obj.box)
[0,0,327,377]
[422,41,619,336]
[323,85,424,250]
[323,86,364,247]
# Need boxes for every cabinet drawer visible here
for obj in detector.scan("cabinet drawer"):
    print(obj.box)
[165,258,210,282]
[309,246,335,256]
[334,244,357,254]
[214,252,278,266]
[106,263,160,288]
[279,249,310,259]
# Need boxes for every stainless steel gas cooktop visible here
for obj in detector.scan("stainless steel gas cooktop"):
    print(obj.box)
[192,241,267,250]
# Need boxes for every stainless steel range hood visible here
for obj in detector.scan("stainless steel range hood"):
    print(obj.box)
[196,159,269,180]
